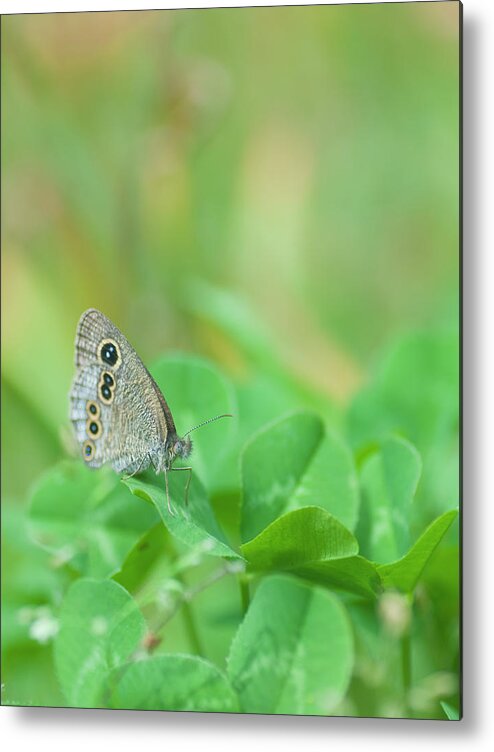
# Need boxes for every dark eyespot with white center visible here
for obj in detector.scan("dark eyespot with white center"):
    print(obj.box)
[86,401,100,418]
[86,418,102,438]
[83,440,95,461]
[100,384,112,403]
[98,339,121,369]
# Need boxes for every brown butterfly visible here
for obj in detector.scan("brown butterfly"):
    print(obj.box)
[69,308,231,514]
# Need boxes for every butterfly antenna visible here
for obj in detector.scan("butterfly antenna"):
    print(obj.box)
[183,414,233,437]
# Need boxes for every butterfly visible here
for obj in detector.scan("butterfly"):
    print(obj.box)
[69,308,231,514]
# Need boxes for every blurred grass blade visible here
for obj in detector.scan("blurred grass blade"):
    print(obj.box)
[440,700,460,720]
[185,280,279,370]
[184,280,340,413]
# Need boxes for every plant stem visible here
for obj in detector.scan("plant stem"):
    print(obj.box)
[155,536,205,657]
[239,575,251,616]
[182,597,204,656]
[143,563,238,657]
[180,563,238,654]
[400,592,414,715]
[401,631,411,696]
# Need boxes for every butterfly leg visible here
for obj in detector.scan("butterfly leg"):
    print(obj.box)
[170,466,193,507]
[164,469,176,517]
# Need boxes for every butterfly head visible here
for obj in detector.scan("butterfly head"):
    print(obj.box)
[166,414,232,468]
[168,435,192,464]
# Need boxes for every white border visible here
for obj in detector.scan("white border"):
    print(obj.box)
[1,0,453,13]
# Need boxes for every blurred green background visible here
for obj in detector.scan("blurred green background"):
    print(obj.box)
[1,2,459,716]
[2,2,459,499]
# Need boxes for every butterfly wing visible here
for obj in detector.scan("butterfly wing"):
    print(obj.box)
[69,309,176,474]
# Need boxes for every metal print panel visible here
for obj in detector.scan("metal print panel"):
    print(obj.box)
[1,1,461,720]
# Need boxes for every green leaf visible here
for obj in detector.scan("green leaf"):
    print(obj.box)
[348,331,459,453]
[54,578,146,707]
[150,355,237,493]
[2,502,71,652]
[440,700,460,720]
[124,472,241,560]
[3,501,66,605]
[241,411,359,542]
[235,374,318,450]
[421,544,460,624]
[29,461,158,578]
[241,507,380,598]
[292,557,382,600]
[242,506,358,565]
[110,654,239,712]
[347,330,459,517]
[113,523,171,596]
[378,510,458,593]
[112,524,186,628]
[228,575,354,715]
[359,437,422,562]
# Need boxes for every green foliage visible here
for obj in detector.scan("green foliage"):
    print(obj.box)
[378,510,458,593]
[440,700,460,721]
[29,462,158,578]
[359,437,422,562]
[124,474,240,560]
[228,576,353,715]
[4,344,459,716]
[241,507,381,599]
[110,655,239,712]
[241,412,359,541]
[348,331,459,520]
[113,523,171,596]
[348,331,459,455]
[149,356,237,494]
[1,504,70,707]
[54,579,146,707]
